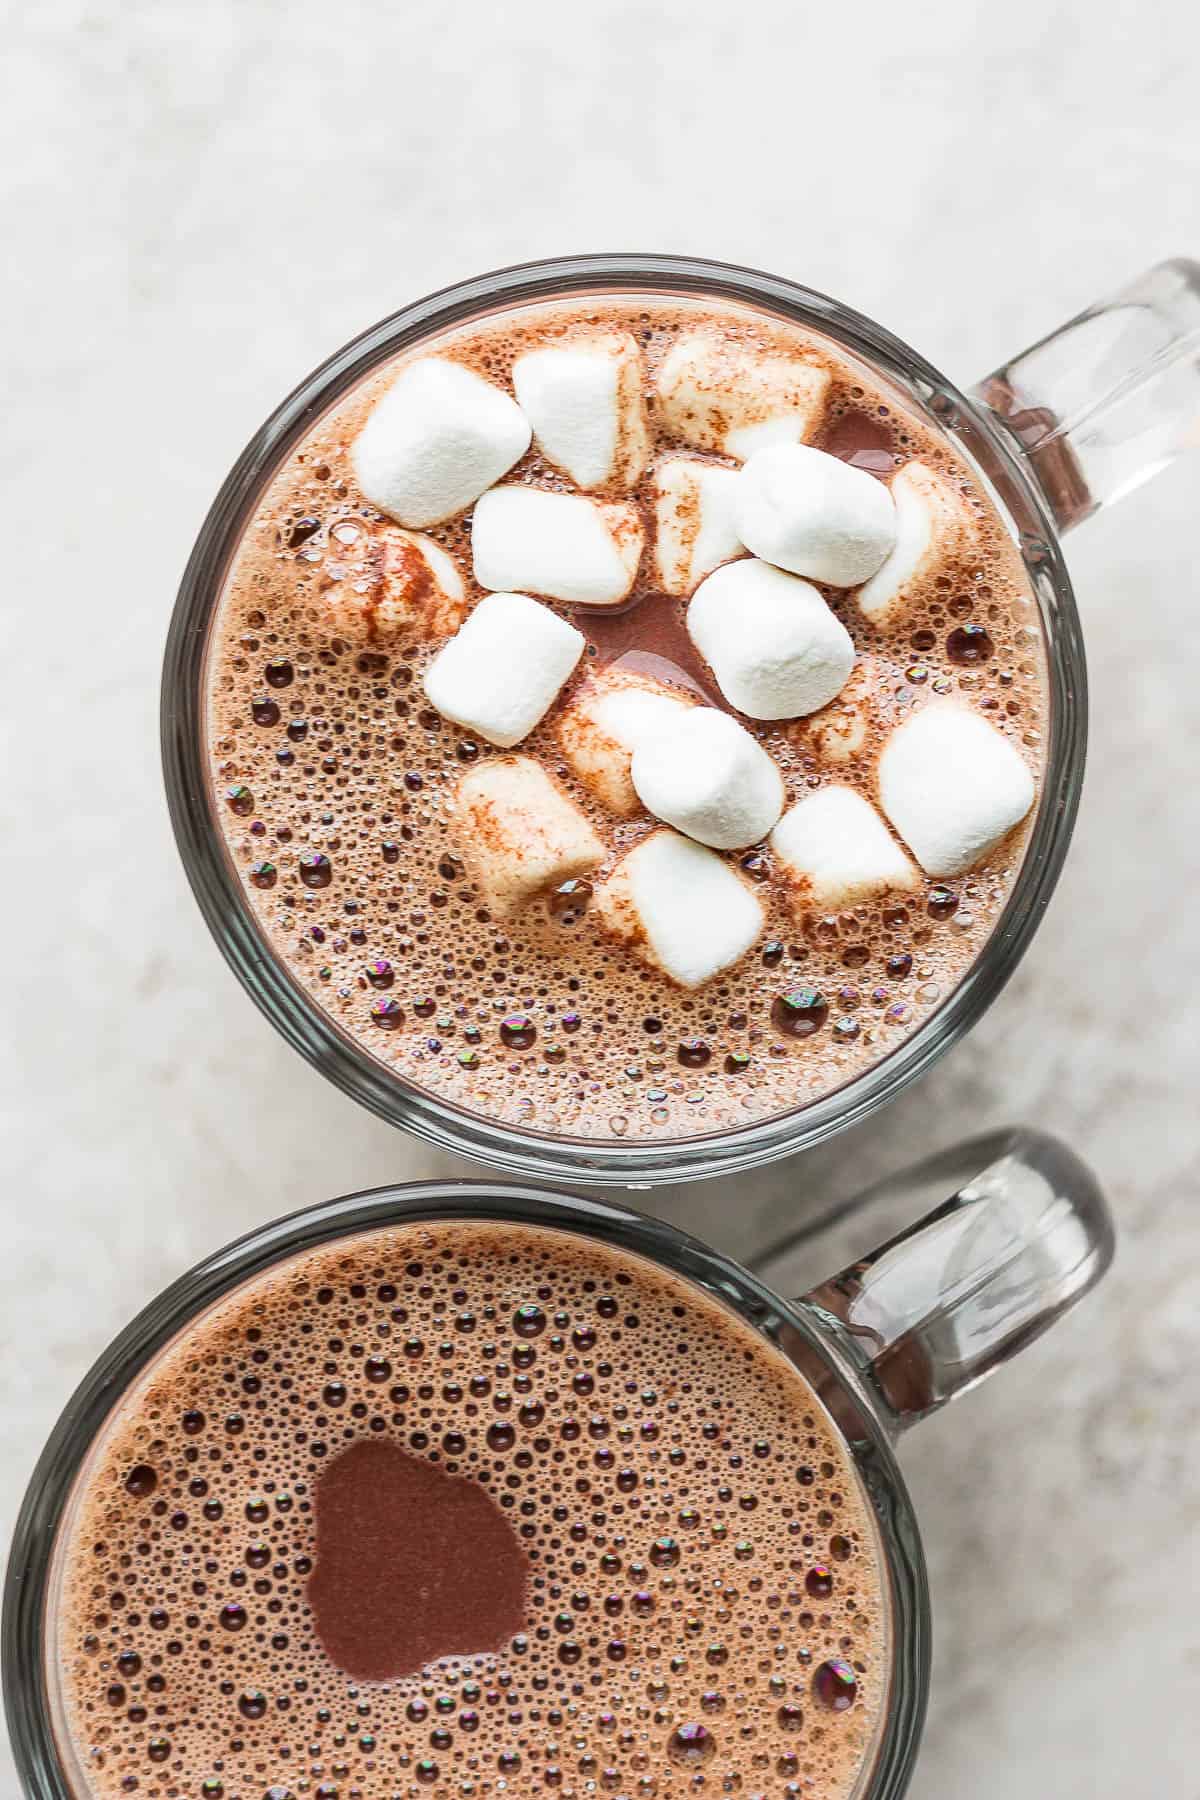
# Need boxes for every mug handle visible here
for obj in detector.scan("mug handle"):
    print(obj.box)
[798,1127,1114,1434]
[973,257,1200,532]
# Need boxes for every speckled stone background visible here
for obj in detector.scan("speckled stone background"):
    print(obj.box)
[3,0,1199,1791]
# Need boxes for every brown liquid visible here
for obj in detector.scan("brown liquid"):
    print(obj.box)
[307,1439,528,1682]
[205,294,1047,1144]
[56,1221,888,1800]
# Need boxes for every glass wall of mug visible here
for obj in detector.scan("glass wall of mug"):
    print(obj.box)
[2,1182,927,1800]
[162,255,1087,1185]
[4,1134,1114,1799]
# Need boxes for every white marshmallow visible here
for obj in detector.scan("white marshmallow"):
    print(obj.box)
[512,332,649,491]
[795,657,878,766]
[653,456,745,595]
[593,829,764,989]
[878,703,1036,877]
[735,444,897,587]
[856,461,977,623]
[557,670,695,818]
[453,757,605,918]
[688,560,855,721]
[472,487,644,606]
[320,525,467,639]
[655,333,830,459]
[352,358,530,528]
[771,786,919,914]
[631,707,784,850]
[424,592,584,748]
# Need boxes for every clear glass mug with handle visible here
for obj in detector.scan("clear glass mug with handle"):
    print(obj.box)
[3,1126,1113,1800]
[162,253,1198,1186]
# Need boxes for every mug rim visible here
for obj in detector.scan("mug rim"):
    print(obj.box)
[2,1179,930,1800]
[161,251,1088,1185]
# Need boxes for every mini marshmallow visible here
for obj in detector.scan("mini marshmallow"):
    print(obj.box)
[557,670,695,818]
[857,461,977,623]
[796,657,878,766]
[512,332,649,491]
[453,757,605,918]
[878,702,1036,877]
[320,525,467,639]
[424,591,584,748]
[631,708,784,850]
[472,487,644,606]
[352,358,530,528]
[593,829,764,989]
[688,560,855,721]
[655,334,830,459]
[653,456,745,595]
[771,786,918,914]
[735,444,897,587]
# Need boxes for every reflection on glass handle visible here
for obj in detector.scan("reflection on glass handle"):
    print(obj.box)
[801,1128,1114,1433]
[973,258,1200,533]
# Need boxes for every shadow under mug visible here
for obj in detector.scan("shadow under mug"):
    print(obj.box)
[162,253,1199,1186]
[3,1127,1113,1800]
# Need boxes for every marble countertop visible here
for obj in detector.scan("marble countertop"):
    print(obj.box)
[4,0,1199,1791]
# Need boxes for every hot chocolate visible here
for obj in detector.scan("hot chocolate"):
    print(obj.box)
[204,294,1046,1144]
[55,1220,888,1798]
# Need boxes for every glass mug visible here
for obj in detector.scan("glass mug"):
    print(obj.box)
[162,253,1198,1185]
[2,1127,1113,1799]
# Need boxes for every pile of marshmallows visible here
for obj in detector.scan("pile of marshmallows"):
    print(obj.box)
[349,332,1035,993]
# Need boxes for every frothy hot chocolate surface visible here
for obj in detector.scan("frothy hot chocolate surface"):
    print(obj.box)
[203,294,1047,1143]
[57,1220,888,1799]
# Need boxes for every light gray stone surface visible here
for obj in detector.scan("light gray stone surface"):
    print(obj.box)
[2,0,1199,1791]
